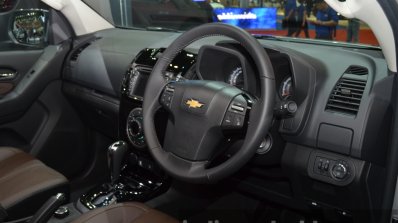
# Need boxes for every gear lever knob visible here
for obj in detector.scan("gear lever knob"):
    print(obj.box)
[107,141,128,184]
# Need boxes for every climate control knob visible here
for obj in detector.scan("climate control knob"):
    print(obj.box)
[331,162,348,180]
[126,108,146,148]
[128,119,142,137]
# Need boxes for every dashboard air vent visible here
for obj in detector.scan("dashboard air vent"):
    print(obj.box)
[344,66,368,75]
[70,43,91,62]
[326,77,367,116]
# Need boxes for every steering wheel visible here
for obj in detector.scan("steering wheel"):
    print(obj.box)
[143,23,275,183]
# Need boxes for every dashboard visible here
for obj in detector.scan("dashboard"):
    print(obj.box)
[121,45,294,102]
[61,28,392,222]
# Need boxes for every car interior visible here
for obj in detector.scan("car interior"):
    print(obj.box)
[1,0,398,223]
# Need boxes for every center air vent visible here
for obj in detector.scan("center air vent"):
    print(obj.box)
[326,67,368,116]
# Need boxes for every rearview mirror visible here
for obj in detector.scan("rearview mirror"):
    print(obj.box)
[11,9,49,46]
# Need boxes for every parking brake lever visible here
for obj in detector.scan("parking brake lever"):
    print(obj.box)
[29,193,66,223]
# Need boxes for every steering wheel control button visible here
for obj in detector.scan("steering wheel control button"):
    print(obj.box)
[233,115,244,127]
[231,104,245,112]
[165,85,175,92]
[161,93,173,107]
[223,112,245,129]
[222,96,250,130]
[229,102,247,115]
[331,162,348,180]
[223,112,235,127]
[160,85,175,108]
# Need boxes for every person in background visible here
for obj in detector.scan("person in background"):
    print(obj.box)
[210,0,224,9]
[346,18,360,43]
[249,0,257,7]
[305,0,313,17]
[295,0,309,38]
[225,0,231,7]
[309,0,338,40]
[284,0,297,37]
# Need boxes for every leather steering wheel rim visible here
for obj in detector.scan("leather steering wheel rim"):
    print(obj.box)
[143,23,275,183]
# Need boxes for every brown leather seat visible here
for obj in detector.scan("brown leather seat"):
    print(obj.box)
[72,203,179,223]
[0,147,68,220]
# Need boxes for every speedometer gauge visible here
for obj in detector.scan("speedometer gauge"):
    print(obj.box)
[280,76,293,99]
[228,67,244,89]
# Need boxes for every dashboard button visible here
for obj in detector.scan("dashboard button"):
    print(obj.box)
[275,100,297,117]
[126,108,146,149]
[317,159,323,169]
[331,163,348,180]
[324,160,330,171]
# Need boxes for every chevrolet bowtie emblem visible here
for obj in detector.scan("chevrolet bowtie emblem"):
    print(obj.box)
[186,99,204,109]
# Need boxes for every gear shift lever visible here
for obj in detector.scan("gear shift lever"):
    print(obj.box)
[108,141,128,184]
[79,140,168,211]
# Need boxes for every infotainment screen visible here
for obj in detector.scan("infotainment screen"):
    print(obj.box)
[128,67,151,98]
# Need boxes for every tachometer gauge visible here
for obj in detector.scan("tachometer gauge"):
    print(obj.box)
[280,76,293,99]
[228,67,244,89]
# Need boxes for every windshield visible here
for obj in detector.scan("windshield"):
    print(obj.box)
[83,0,379,46]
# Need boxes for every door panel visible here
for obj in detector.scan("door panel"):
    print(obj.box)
[0,0,95,179]
[34,81,92,178]
[0,50,43,99]
[0,45,67,122]
[0,83,14,95]
[0,41,94,179]
[0,101,47,151]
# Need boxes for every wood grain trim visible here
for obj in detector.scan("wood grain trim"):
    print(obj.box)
[0,83,14,95]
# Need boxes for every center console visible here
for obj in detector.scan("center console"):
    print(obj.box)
[119,48,197,147]
[75,49,193,213]
[76,139,169,211]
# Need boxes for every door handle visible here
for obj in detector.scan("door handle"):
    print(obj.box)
[0,68,17,81]
[0,72,16,80]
